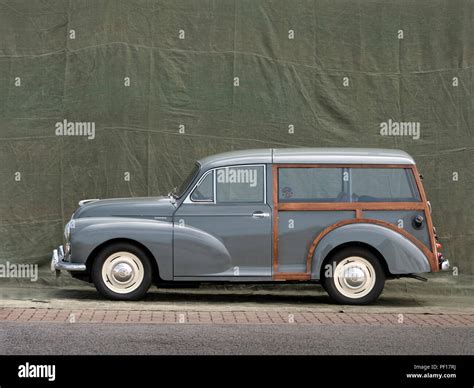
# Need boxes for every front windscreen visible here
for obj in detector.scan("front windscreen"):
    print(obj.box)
[175,163,200,198]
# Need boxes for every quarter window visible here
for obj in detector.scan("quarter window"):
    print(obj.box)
[216,166,265,203]
[190,171,214,202]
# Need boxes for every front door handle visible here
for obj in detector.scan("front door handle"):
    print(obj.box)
[252,211,270,218]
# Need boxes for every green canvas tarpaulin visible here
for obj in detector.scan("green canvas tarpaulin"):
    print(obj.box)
[0,0,472,277]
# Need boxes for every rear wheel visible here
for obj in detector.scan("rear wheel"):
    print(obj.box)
[322,247,385,305]
[91,243,152,301]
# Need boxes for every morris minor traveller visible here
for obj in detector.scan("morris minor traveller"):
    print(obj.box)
[52,148,449,304]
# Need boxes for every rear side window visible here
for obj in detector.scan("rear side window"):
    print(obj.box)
[350,168,420,202]
[279,168,346,202]
[278,167,420,202]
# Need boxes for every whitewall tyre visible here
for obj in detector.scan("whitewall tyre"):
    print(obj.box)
[322,247,385,305]
[92,243,153,301]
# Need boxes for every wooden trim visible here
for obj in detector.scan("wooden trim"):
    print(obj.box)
[273,273,311,281]
[272,164,279,275]
[412,165,438,272]
[275,164,415,169]
[270,163,438,279]
[274,163,423,212]
[306,218,436,273]
[278,202,425,211]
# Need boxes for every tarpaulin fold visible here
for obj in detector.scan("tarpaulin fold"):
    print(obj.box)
[0,0,472,277]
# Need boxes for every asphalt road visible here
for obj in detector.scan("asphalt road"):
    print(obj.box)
[1,322,472,355]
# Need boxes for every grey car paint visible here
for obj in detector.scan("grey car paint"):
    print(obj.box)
[277,211,354,273]
[363,210,430,249]
[197,148,415,172]
[198,148,272,170]
[272,148,415,165]
[74,196,176,219]
[57,148,433,285]
[310,223,431,279]
[70,217,174,280]
[174,203,272,277]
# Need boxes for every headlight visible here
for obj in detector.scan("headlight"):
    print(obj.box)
[64,242,71,256]
[64,219,75,242]
[64,222,70,241]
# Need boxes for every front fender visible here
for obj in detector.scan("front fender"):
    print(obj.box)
[70,217,173,280]
[311,223,431,279]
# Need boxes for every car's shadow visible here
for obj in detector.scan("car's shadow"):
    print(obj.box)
[50,286,423,307]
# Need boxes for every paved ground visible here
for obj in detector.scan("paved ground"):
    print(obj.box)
[1,307,473,326]
[1,275,472,355]
[1,274,473,315]
[1,322,472,355]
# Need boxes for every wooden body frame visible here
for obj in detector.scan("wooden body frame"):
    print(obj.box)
[271,164,438,281]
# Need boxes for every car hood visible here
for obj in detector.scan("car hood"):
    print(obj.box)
[73,196,176,219]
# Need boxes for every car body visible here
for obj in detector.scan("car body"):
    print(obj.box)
[51,148,449,304]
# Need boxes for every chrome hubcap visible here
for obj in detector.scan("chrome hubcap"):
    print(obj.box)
[334,256,376,299]
[343,266,366,288]
[101,252,144,294]
[112,262,134,283]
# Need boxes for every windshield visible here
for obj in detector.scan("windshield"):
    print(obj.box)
[175,163,200,198]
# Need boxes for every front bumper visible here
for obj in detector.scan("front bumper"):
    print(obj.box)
[51,245,87,275]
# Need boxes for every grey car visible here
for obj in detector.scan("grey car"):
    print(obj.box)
[51,148,449,304]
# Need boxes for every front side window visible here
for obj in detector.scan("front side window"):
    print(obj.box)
[216,166,265,203]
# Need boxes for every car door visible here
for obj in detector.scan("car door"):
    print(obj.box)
[173,164,272,278]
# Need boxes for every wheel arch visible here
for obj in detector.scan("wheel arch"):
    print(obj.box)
[319,241,390,279]
[86,238,161,283]
[310,221,432,279]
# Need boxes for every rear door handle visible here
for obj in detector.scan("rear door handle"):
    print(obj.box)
[252,211,270,218]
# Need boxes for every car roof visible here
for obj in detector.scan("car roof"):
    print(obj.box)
[198,148,415,169]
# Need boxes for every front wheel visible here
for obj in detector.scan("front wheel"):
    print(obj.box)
[91,243,153,301]
[322,247,385,305]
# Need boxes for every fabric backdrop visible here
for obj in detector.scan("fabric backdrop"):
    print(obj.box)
[0,0,472,275]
